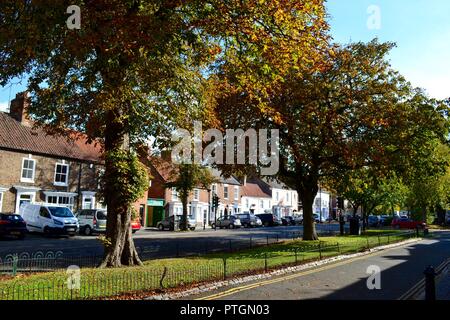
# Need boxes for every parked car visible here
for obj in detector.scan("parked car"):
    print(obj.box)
[211,215,242,229]
[157,215,196,231]
[236,213,259,228]
[76,209,107,235]
[0,213,27,239]
[256,213,282,227]
[131,219,141,233]
[281,216,296,226]
[379,215,394,226]
[368,215,380,227]
[293,214,304,225]
[20,204,78,236]
[391,217,426,230]
[313,214,326,223]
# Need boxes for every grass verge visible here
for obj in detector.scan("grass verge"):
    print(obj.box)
[0,230,416,300]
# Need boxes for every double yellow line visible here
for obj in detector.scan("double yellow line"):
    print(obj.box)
[196,247,393,300]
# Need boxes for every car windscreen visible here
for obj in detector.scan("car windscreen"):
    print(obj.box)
[48,207,74,218]
[96,211,107,220]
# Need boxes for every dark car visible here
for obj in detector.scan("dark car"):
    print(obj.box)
[157,215,196,231]
[368,215,380,227]
[281,216,296,226]
[256,213,281,227]
[212,215,242,229]
[0,213,27,239]
[236,213,259,228]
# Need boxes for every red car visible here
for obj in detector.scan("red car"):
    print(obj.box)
[131,220,141,233]
[391,217,426,229]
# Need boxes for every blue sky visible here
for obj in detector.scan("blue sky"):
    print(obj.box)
[1,1,449,112]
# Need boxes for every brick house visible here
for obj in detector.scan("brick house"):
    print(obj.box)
[0,92,104,214]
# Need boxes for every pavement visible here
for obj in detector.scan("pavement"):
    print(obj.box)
[181,231,450,300]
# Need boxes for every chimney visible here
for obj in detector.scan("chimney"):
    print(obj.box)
[9,92,32,127]
[161,150,173,162]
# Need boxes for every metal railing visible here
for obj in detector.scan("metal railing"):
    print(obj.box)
[0,230,420,300]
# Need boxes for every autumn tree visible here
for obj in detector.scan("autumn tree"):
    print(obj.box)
[165,164,217,231]
[211,40,449,240]
[1,0,329,265]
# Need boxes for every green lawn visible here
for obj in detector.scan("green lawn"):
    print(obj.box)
[0,230,416,300]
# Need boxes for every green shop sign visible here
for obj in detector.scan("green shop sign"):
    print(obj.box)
[147,199,164,207]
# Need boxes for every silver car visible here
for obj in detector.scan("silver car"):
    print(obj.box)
[212,215,242,229]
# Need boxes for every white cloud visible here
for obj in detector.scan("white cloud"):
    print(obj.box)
[0,101,9,112]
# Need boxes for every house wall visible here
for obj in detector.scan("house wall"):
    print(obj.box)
[0,149,100,213]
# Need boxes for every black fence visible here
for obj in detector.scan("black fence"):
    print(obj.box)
[0,226,349,273]
[0,230,420,300]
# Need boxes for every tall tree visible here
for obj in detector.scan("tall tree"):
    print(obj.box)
[211,40,449,240]
[1,0,328,265]
[165,164,217,231]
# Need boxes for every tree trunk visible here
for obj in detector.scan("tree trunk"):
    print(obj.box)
[299,183,319,241]
[100,109,142,267]
[180,195,188,231]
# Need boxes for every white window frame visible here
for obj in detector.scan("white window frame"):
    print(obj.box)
[223,185,229,200]
[82,191,96,210]
[172,188,179,201]
[54,162,69,187]
[44,192,76,211]
[0,188,6,212]
[193,189,200,201]
[20,157,36,183]
[234,186,239,201]
[15,192,36,214]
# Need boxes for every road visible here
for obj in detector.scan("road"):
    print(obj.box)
[0,223,344,262]
[188,231,450,300]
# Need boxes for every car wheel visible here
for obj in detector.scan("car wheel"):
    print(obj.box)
[211,223,216,229]
[84,226,92,236]
[229,224,235,229]
[43,226,51,237]
[158,224,164,231]
[190,227,196,231]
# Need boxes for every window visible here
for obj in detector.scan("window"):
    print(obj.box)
[45,194,75,210]
[172,188,179,201]
[82,197,93,209]
[223,185,229,199]
[39,207,51,218]
[234,186,239,201]
[276,192,279,201]
[212,184,217,195]
[193,189,200,201]
[245,199,249,208]
[18,194,33,210]
[54,163,69,186]
[286,193,290,202]
[21,158,36,183]
[260,200,264,208]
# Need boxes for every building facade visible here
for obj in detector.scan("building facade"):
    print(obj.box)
[0,92,104,214]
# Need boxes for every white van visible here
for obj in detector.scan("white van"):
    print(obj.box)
[20,203,79,236]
